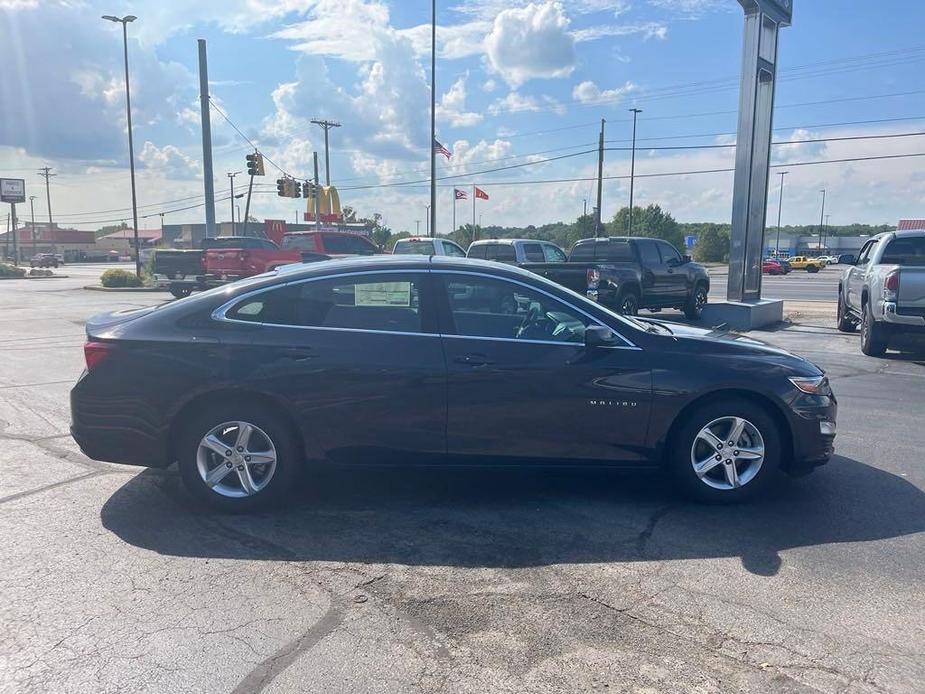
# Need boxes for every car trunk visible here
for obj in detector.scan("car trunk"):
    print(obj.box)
[896,267,925,317]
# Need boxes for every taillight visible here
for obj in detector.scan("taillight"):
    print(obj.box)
[84,341,116,371]
[587,268,601,287]
[885,271,900,292]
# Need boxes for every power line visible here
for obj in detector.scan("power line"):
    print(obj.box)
[603,130,925,152]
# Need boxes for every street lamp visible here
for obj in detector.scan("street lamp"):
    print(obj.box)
[28,195,37,257]
[818,189,827,253]
[227,171,241,234]
[774,171,789,257]
[101,14,141,278]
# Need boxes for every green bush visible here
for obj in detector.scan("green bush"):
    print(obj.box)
[0,262,26,278]
[100,268,143,288]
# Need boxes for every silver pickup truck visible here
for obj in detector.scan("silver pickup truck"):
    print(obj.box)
[837,230,925,356]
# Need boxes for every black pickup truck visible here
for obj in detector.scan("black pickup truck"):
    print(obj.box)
[523,236,710,318]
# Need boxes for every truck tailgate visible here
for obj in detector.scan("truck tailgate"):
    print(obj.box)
[897,267,925,316]
[522,263,589,293]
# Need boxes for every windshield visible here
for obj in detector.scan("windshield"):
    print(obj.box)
[393,240,436,255]
[882,237,925,266]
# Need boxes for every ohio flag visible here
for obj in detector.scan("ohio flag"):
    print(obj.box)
[454,188,467,200]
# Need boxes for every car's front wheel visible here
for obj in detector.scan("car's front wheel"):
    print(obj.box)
[669,398,783,502]
[178,402,300,511]
[860,302,888,357]
[616,288,640,316]
[683,283,708,320]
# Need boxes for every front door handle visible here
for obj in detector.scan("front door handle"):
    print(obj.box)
[454,354,493,366]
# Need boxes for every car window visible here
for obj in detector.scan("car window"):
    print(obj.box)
[656,241,682,264]
[442,241,467,257]
[569,243,596,261]
[542,244,567,262]
[855,242,875,265]
[323,235,377,255]
[638,240,661,265]
[881,237,925,266]
[483,244,516,262]
[226,273,425,333]
[394,240,435,255]
[281,234,318,251]
[442,274,589,344]
[597,241,634,263]
[522,243,545,262]
[467,244,487,259]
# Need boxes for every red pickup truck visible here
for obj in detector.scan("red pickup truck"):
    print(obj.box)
[281,231,380,259]
[203,236,300,280]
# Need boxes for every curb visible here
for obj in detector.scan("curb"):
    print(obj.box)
[0,274,69,280]
[83,285,167,292]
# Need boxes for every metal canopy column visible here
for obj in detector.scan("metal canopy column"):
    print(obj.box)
[727,0,792,302]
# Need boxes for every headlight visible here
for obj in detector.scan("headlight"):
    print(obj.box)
[789,375,832,396]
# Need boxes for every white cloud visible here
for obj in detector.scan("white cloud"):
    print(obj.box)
[646,0,729,18]
[482,79,497,93]
[573,22,668,42]
[436,75,483,128]
[485,2,576,88]
[138,141,201,179]
[572,80,637,105]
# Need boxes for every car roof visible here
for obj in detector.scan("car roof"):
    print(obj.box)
[394,237,437,243]
[468,238,557,246]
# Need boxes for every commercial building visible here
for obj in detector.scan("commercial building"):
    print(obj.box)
[0,223,96,262]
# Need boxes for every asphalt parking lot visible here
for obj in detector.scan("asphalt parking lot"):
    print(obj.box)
[1,267,923,693]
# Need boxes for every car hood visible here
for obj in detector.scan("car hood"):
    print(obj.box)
[638,319,822,374]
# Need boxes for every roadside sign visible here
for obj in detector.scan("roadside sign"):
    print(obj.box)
[0,178,25,203]
[685,235,697,249]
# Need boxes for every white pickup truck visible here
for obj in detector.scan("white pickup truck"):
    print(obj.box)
[837,230,925,356]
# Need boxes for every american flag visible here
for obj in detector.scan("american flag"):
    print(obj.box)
[454,188,467,200]
[434,139,451,160]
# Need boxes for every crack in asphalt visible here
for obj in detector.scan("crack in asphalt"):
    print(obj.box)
[229,602,347,694]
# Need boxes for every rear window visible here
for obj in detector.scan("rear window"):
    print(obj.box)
[281,234,319,251]
[483,244,516,262]
[467,244,487,259]
[322,234,377,255]
[569,243,596,261]
[596,241,634,262]
[881,237,925,266]
[394,240,436,255]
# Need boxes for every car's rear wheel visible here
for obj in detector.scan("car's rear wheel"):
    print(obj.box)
[169,284,192,299]
[669,398,783,502]
[836,291,856,333]
[683,283,708,320]
[860,302,888,357]
[807,265,819,273]
[178,403,299,511]
[616,288,640,316]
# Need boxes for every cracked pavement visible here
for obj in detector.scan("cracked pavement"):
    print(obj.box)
[1,266,923,693]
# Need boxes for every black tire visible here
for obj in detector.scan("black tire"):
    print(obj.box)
[683,283,708,320]
[177,401,300,512]
[807,265,819,274]
[616,288,640,316]
[860,302,888,357]
[170,285,193,299]
[668,398,784,503]
[836,290,856,333]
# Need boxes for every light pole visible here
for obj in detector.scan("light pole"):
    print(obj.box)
[310,119,341,186]
[236,204,242,224]
[415,220,421,235]
[818,189,826,254]
[28,195,37,257]
[824,213,831,253]
[425,205,431,236]
[774,171,788,257]
[102,14,141,278]
[227,171,241,234]
[627,107,642,234]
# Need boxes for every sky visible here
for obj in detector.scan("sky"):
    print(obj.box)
[1,0,924,235]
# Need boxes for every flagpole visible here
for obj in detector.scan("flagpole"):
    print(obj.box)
[429,0,436,238]
[452,192,456,238]
[472,185,476,242]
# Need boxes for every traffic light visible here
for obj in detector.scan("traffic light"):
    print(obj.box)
[302,181,315,198]
[276,178,286,197]
[291,180,302,198]
[246,152,265,176]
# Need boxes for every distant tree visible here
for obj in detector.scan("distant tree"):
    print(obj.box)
[608,204,685,251]
[341,206,358,223]
[690,224,729,263]
[386,231,410,250]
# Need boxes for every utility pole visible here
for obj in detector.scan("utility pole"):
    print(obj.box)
[774,171,788,257]
[227,171,240,234]
[197,39,216,240]
[415,220,420,235]
[628,108,642,235]
[310,119,341,186]
[583,198,587,217]
[38,166,56,254]
[29,195,37,257]
[425,206,431,236]
[3,214,7,261]
[313,152,321,229]
[824,213,831,253]
[429,0,437,240]
[595,118,605,237]
[10,203,18,264]
[818,188,826,253]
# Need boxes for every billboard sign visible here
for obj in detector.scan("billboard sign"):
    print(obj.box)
[0,178,25,204]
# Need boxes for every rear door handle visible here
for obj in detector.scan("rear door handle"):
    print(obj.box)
[454,354,493,366]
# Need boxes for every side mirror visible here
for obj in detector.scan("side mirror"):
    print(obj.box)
[681,254,692,264]
[585,325,616,348]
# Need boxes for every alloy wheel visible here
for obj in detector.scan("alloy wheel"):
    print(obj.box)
[621,294,639,315]
[196,421,278,498]
[690,416,765,491]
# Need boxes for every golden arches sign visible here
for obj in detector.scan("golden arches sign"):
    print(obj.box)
[306,186,342,218]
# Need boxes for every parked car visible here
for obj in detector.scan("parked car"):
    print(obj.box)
[776,258,792,274]
[281,231,380,261]
[392,236,467,257]
[523,237,710,319]
[29,253,59,268]
[762,259,784,275]
[837,230,925,356]
[786,256,825,273]
[71,255,836,511]
[467,238,568,265]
